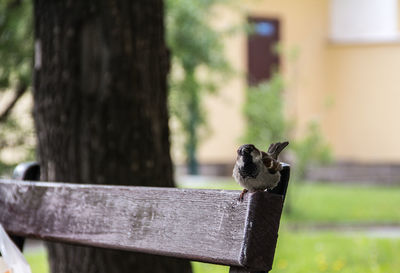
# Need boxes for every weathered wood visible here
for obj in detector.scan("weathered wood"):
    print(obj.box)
[240,192,282,271]
[0,180,285,271]
[8,162,40,251]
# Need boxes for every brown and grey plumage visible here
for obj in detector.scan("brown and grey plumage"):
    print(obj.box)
[232,141,289,201]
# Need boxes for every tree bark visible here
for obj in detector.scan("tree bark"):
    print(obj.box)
[33,1,191,273]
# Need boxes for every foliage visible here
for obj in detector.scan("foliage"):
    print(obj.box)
[0,0,34,174]
[242,73,332,182]
[0,0,233,175]
[291,121,332,181]
[242,74,288,149]
[242,71,332,215]
[0,109,35,174]
[0,0,33,89]
[166,0,231,174]
[166,0,230,74]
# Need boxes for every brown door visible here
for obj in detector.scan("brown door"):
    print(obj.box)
[247,17,280,86]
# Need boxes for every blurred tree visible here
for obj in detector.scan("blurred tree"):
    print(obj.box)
[290,121,332,181]
[0,0,34,173]
[242,73,332,212]
[0,0,32,122]
[0,114,35,174]
[167,0,231,174]
[242,73,332,181]
[1,0,233,176]
[243,75,287,149]
[33,1,191,273]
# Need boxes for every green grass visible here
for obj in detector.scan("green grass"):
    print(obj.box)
[285,183,400,223]
[271,230,400,273]
[27,232,400,273]
[25,250,48,273]
[194,231,400,273]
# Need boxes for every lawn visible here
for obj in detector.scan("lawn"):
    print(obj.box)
[26,250,49,273]
[26,231,400,273]
[284,183,400,224]
[192,231,400,273]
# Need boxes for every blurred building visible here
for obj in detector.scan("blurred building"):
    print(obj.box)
[178,0,400,182]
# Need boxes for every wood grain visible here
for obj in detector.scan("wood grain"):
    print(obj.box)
[240,192,283,271]
[8,162,40,251]
[0,180,284,270]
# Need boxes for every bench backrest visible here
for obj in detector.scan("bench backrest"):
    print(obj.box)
[0,163,290,272]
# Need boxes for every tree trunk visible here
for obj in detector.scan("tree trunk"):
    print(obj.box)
[33,1,191,273]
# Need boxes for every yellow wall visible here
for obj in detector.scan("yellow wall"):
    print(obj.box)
[326,43,400,162]
[196,4,246,163]
[196,0,400,165]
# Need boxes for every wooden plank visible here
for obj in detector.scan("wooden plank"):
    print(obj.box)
[0,180,285,270]
[8,162,40,251]
[240,192,283,271]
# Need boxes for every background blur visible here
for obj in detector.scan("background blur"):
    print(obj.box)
[174,0,400,183]
[1,0,400,272]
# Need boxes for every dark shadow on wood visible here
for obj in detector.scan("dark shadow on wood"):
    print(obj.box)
[229,266,252,273]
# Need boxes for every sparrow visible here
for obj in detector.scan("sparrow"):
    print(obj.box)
[233,141,289,201]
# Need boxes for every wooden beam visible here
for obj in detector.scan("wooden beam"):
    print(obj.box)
[7,162,40,251]
[0,165,289,271]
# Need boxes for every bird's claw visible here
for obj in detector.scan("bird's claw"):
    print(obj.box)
[238,189,248,202]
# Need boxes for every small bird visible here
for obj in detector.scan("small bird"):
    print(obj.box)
[233,141,289,201]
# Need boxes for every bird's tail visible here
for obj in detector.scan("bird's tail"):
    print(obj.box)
[267,141,289,160]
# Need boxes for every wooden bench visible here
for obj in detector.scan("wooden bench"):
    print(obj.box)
[0,162,290,273]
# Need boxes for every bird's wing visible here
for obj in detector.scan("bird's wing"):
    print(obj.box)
[261,151,273,167]
[261,151,282,174]
[267,141,289,160]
